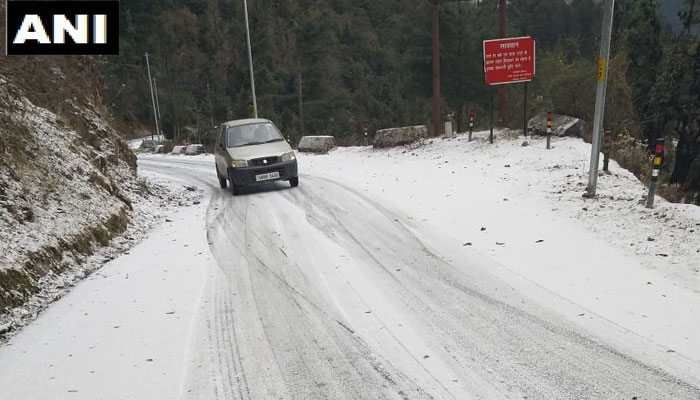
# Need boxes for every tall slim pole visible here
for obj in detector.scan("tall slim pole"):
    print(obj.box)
[206,82,215,128]
[153,77,162,137]
[243,0,258,118]
[523,82,528,136]
[297,63,305,136]
[585,0,615,197]
[489,88,494,144]
[432,0,441,136]
[498,0,507,125]
[144,52,159,151]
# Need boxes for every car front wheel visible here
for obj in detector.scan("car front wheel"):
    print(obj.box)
[216,165,227,189]
[290,177,299,188]
[228,170,241,195]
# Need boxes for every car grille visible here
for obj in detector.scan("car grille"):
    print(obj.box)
[249,156,280,167]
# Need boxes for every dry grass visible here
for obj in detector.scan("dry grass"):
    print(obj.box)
[609,135,698,205]
[610,135,653,185]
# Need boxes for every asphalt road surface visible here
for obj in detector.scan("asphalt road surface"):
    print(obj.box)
[139,156,700,400]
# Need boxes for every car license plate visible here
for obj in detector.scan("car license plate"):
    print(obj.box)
[255,171,280,182]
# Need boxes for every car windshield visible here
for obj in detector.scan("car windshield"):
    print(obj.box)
[226,122,284,147]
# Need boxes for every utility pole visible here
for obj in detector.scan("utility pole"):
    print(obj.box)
[431,0,461,137]
[243,0,258,118]
[206,82,214,128]
[498,0,507,125]
[144,52,159,151]
[432,0,441,136]
[297,62,305,136]
[584,0,615,197]
[153,77,162,138]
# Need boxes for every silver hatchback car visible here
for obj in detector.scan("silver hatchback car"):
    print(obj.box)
[214,118,298,195]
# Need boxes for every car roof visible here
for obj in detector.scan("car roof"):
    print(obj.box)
[222,118,272,128]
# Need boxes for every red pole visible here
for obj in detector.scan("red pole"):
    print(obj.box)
[498,0,507,126]
[546,111,552,149]
[469,109,475,142]
[432,0,441,137]
[603,130,612,171]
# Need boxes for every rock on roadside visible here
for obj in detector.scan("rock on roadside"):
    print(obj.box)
[298,136,336,154]
[374,125,427,148]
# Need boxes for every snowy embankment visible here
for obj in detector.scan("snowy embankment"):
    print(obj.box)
[300,130,700,377]
[0,171,208,399]
[0,73,200,337]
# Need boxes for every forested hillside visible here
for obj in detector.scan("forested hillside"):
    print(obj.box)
[103,0,700,203]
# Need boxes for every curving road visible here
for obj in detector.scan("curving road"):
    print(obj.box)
[139,156,700,400]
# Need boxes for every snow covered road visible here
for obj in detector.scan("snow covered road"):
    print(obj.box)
[2,142,700,399]
[148,155,700,399]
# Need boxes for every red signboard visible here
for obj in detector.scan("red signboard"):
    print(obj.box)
[483,37,535,85]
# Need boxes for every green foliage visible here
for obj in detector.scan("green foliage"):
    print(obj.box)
[106,0,438,145]
[101,0,700,199]
[644,0,700,198]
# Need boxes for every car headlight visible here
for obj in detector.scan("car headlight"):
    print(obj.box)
[231,159,248,168]
[281,151,296,162]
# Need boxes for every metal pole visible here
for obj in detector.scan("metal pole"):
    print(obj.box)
[153,77,162,137]
[585,0,615,197]
[144,52,159,151]
[206,82,214,128]
[602,130,611,172]
[523,82,528,136]
[432,0,441,137]
[498,0,507,125]
[243,0,258,118]
[489,88,494,144]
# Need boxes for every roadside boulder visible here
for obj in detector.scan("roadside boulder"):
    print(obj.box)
[170,145,187,155]
[298,136,336,153]
[528,112,585,137]
[185,144,205,155]
[373,125,427,148]
[139,139,158,150]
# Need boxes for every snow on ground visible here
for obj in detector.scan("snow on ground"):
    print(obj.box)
[299,130,700,377]
[0,169,211,399]
[133,133,700,373]
[0,93,122,274]
[2,130,699,397]
[0,174,202,339]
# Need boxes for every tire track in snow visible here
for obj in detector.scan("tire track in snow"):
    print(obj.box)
[208,189,435,399]
[283,175,700,399]
[140,157,700,399]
